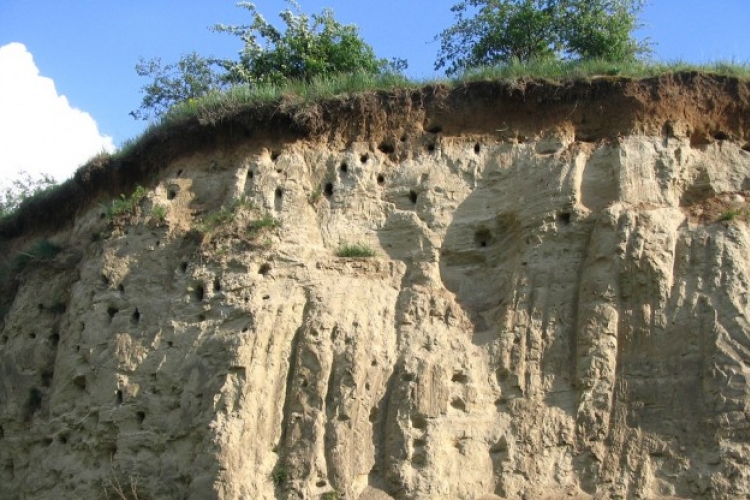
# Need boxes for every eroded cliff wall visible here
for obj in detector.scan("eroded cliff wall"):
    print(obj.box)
[2,74,750,500]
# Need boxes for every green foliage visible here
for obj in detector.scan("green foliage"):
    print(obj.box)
[104,186,148,220]
[248,215,281,233]
[720,208,744,222]
[213,1,402,86]
[0,170,57,219]
[134,1,404,119]
[150,204,168,222]
[321,492,340,500]
[271,467,288,485]
[197,208,235,233]
[435,0,650,76]
[336,242,376,258]
[131,52,227,121]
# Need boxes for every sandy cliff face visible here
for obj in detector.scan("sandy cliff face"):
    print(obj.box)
[2,74,750,500]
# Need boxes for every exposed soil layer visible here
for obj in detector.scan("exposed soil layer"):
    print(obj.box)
[2,71,749,242]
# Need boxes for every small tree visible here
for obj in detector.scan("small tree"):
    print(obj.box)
[131,52,227,121]
[0,171,57,218]
[213,0,395,86]
[435,0,649,76]
[132,1,403,120]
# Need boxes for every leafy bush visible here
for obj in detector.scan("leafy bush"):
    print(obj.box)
[150,204,168,222]
[435,0,650,76]
[336,242,376,258]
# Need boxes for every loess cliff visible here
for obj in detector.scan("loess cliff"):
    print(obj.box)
[2,73,750,499]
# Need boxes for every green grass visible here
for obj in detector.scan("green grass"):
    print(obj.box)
[720,208,744,222]
[336,242,376,258]
[103,185,148,220]
[248,215,280,233]
[271,467,288,486]
[150,204,168,222]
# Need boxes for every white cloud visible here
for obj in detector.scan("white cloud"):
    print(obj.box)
[0,42,115,184]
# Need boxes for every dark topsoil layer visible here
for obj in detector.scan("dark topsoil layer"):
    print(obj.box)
[2,71,749,243]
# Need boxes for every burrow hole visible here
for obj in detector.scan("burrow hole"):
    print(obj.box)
[360,153,369,164]
[247,170,254,180]
[474,142,481,154]
[131,308,141,324]
[377,174,385,185]
[451,372,469,383]
[29,333,36,340]
[167,188,177,200]
[409,190,418,204]
[426,124,442,134]
[275,187,284,198]
[136,411,146,425]
[49,333,60,348]
[324,182,334,197]
[118,283,125,293]
[378,142,395,154]
[58,434,68,445]
[557,211,572,225]
[271,150,281,161]
[258,263,272,275]
[107,306,119,321]
[194,283,205,302]
[213,278,222,293]
[180,262,188,273]
[176,169,183,177]
[713,131,729,141]
[474,228,492,248]
[116,390,123,404]
[426,143,436,153]
[340,162,348,173]
[400,134,407,142]
[167,341,174,347]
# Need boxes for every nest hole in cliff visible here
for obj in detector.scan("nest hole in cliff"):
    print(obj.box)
[450,397,467,412]
[426,142,436,153]
[275,187,284,198]
[213,278,222,292]
[72,375,86,390]
[323,182,334,197]
[474,142,481,154]
[247,170,254,180]
[41,370,54,388]
[136,411,146,425]
[180,261,188,273]
[411,415,428,430]
[340,162,348,173]
[29,332,36,340]
[258,262,272,275]
[117,283,125,293]
[713,130,730,141]
[58,434,68,445]
[474,227,492,247]
[451,371,469,383]
[377,174,385,185]
[116,390,123,404]
[131,308,141,324]
[176,169,183,178]
[378,141,395,154]
[557,211,572,225]
[193,283,205,302]
[167,187,178,200]
[271,150,281,161]
[360,153,369,164]
[409,190,418,204]
[426,124,442,134]
[107,306,118,321]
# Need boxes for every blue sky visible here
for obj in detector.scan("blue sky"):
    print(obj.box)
[1,0,749,182]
